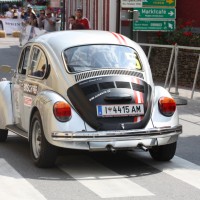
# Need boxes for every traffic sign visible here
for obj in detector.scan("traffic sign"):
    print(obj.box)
[136,8,176,19]
[143,0,176,7]
[133,20,175,31]
[121,0,142,8]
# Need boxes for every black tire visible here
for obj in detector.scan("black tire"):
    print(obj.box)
[30,111,58,168]
[0,129,8,142]
[149,142,177,161]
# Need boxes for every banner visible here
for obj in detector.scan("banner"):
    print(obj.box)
[20,25,46,46]
[0,18,24,34]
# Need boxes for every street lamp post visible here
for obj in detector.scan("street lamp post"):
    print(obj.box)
[60,0,65,30]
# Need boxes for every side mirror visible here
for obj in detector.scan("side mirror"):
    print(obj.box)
[0,65,12,73]
[0,65,15,75]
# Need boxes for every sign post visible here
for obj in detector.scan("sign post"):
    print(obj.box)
[60,0,65,30]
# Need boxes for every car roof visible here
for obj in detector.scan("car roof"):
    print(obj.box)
[30,30,139,51]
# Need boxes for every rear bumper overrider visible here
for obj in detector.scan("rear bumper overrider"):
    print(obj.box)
[51,125,182,151]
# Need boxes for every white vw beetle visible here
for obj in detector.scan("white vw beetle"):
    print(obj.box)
[0,30,182,167]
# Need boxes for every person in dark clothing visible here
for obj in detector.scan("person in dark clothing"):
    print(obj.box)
[68,15,85,30]
[32,64,46,77]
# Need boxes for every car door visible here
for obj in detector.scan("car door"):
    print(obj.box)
[23,46,48,131]
[12,45,31,131]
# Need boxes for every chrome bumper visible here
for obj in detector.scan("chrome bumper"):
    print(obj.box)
[51,125,182,150]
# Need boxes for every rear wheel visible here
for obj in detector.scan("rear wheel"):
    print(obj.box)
[149,142,177,161]
[30,111,58,168]
[0,129,8,142]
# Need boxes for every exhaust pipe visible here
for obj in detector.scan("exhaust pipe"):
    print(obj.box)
[106,145,116,153]
[137,144,149,152]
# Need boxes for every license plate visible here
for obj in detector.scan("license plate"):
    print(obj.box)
[96,104,144,117]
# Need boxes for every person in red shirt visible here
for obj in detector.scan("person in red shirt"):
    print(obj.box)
[75,8,90,29]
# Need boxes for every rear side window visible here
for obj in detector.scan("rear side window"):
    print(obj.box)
[28,47,47,78]
[18,46,31,74]
[64,45,142,73]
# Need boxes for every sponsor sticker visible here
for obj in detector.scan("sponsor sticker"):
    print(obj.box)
[24,96,33,107]
[23,82,38,95]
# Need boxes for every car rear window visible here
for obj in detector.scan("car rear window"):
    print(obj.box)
[63,45,142,73]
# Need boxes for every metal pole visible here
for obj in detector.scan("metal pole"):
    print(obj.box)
[164,46,175,88]
[169,45,179,94]
[147,46,152,60]
[63,0,66,30]
[191,54,200,99]
[117,0,121,33]
[174,47,179,94]
[60,0,66,30]
[136,31,139,42]
[119,0,121,33]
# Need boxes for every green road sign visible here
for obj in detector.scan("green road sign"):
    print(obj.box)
[121,0,142,8]
[133,20,175,31]
[136,8,176,19]
[143,0,176,7]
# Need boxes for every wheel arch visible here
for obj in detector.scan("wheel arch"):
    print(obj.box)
[29,90,85,145]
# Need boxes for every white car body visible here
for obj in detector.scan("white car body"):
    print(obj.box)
[0,30,182,167]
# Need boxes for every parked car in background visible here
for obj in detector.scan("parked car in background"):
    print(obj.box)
[0,30,182,167]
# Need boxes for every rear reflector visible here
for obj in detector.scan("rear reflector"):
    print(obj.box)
[158,97,176,117]
[53,101,71,122]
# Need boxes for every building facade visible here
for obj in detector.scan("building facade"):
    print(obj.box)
[64,0,200,35]
[65,0,119,32]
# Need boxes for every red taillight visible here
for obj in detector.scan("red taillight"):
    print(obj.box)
[53,101,71,122]
[158,97,176,117]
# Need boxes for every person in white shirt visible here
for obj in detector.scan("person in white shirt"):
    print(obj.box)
[5,7,13,18]
[42,10,56,32]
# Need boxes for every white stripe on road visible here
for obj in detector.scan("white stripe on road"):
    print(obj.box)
[59,155,154,198]
[0,159,46,200]
[132,153,200,190]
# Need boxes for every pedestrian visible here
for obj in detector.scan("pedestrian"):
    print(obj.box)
[37,9,46,29]
[75,8,90,29]
[42,10,56,32]
[20,7,26,19]
[12,5,18,19]
[5,7,13,18]
[68,15,76,30]
[27,12,38,27]
[68,15,85,30]
[22,4,34,22]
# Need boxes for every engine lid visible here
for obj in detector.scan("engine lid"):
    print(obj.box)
[67,76,152,131]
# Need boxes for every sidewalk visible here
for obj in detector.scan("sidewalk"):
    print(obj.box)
[169,86,200,101]
[0,35,20,47]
